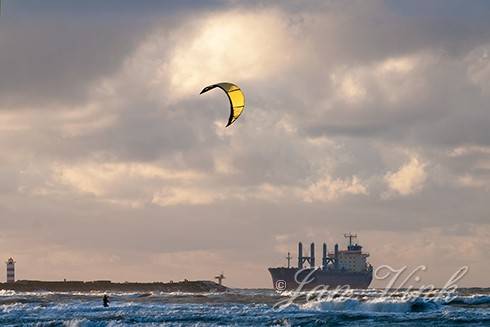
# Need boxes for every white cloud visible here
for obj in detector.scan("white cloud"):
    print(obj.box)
[245,175,368,203]
[466,45,490,95]
[57,103,117,138]
[152,187,223,206]
[53,161,204,207]
[302,175,368,202]
[330,53,429,106]
[384,157,427,196]
[331,73,367,104]
[457,174,489,190]
[449,145,490,157]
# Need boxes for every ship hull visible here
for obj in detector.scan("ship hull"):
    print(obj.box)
[269,267,372,291]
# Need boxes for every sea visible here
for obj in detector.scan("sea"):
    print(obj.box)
[0,288,489,326]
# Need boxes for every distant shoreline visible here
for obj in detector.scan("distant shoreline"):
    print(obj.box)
[0,280,227,293]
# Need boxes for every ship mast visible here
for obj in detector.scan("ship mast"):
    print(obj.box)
[344,233,357,246]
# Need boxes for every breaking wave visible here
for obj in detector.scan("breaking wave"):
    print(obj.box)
[301,296,441,313]
[449,294,490,305]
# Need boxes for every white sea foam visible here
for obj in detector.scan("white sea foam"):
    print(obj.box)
[301,296,441,313]
[0,290,16,297]
[62,318,90,327]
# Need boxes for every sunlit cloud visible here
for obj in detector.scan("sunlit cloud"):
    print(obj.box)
[166,10,299,100]
[384,156,427,196]
[330,53,430,106]
[303,175,368,202]
[466,44,490,95]
[152,187,224,206]
[53,162,204,207]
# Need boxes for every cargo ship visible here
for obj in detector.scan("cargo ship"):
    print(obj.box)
[269,234,373,291]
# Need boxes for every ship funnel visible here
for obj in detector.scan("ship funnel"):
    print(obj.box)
[310,243,315,268]
[322,243,328,270]
[298,242,303,269]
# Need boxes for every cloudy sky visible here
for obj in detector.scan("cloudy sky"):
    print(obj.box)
[0,0,489,288]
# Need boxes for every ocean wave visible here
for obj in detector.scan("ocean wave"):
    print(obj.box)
[0,290,59,297]
[301,296,442,313]
[62,319,91,327]
[449,294,490,305]
[0,291,488,326]
[0,290,16,297]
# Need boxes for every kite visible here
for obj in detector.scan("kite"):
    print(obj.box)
[200,82,245,127]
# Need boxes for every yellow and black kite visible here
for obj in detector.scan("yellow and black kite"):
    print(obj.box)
[200,82,245,127]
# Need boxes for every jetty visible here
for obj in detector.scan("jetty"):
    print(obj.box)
[0,280,227,293]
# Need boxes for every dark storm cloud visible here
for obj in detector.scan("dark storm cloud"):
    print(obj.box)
[280,0,490,61]
[0,19,150,107]
[3,0,223,16]
[0,0,224,108]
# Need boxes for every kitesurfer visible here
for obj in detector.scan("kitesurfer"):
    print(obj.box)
[103,294,110,307]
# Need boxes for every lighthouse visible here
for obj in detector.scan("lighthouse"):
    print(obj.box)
[6,258,15,283]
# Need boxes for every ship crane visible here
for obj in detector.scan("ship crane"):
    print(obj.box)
[286,252,292,268]
[297,242,315,268]
[214,272,225,286]
[322,243,336,270]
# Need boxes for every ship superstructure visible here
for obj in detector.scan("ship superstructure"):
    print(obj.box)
[268,234,373,291]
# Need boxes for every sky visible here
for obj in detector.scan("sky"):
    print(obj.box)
[0,0,489,288]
